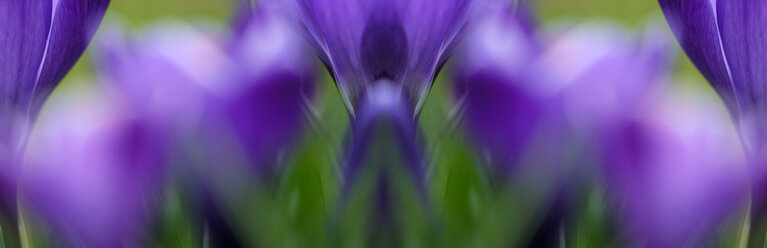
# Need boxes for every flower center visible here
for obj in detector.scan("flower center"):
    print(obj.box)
[360,7,408,81]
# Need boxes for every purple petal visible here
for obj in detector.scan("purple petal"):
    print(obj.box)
[293,0,505,113]
[220,14,315,170]
[31,0,110,117]
[290,0,369,110]
[456,70,544,171]
[359,5,408,83]
[453,14,676,172]
[658,0,737,116]
[716,0,767,148]
[399,0,474,106]
[95,24,213,124]
[213,70,311,170]
[716,0,767,221]
[554,24,673,128]
[451,13,550,170]
[0,0,52,146]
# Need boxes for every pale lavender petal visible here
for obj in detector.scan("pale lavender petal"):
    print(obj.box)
[601,87,746,247]
[553,24,673,129]
[95,24,212,125]
[22,88,167,247]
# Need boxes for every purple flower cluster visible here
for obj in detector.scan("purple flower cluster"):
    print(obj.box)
[0,0,762,247]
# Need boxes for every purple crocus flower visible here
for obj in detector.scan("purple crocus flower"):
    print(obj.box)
[240,1,513,244]
[0,0,109,245]
[218,12,315,172]
[658,0,767,195]
[658,2,767,241]
[450,14,649,245]
[451,11,547,174]
[452,14,669,173]
[453,9,745,246]
[249,0,511,188]
[0,0,110,152]
[100,16,314,174]
[287,0,505,113]
[95,13,313,245]
[22,12,315,245]
[550,22,744,246]
[0,0,110,126]
[656,0,737,115]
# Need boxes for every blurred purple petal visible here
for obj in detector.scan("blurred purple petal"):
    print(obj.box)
[98,16,313,173]
[96,24,214,127]
[209,70,311,170]
[542,19,743,248]
[22,88,167,247]
[454,15,667,171]
[553,24,673,129]
[452,12,559,172]
[456,71,547,172]
[94,22,288,246]
[216,14,315,171]
[601,86,746,247]
[455,11,744,246]
[453,35,545,170]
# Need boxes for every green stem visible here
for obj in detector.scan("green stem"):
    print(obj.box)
[0,208,20,248]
